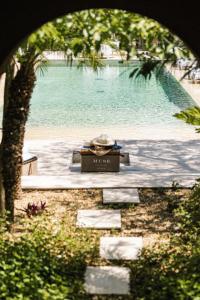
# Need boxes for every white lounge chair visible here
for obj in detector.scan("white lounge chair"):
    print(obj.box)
[22,147,38,175]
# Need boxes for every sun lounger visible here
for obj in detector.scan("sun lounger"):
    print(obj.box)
[22,148,38,175]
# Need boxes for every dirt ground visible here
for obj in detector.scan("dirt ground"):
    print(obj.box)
[14,188,192,248]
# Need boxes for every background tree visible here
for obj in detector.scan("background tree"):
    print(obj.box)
[57,10,193,74]
[1,24,63,221]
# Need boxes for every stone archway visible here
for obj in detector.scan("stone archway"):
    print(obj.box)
[0,0,200,70]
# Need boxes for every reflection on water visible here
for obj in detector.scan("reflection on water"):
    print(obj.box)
[25,65,195,129]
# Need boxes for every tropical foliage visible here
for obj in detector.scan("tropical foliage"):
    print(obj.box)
[174,106,200,133]
[129,186,200,299]
[54,9,194,73]
[0,217,89,299]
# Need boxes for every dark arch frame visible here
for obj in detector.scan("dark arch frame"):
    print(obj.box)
[0,0,200,70]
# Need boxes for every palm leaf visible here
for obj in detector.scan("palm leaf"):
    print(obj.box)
[174,106,200,125]
[129,60,162,80]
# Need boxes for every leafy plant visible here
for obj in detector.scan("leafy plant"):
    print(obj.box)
[129,59,163,80]
[20,201,47,217]
[0,217,89,300]
[174,106,200,133]
[171,180,181,191]
[128,187,200,299]
[166,194,181,213]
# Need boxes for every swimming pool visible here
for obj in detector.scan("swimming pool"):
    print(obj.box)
[28,64,195,134]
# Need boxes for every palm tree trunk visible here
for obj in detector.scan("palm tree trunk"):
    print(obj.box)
[1,61,36,221]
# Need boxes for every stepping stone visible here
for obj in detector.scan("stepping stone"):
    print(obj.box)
[84,266,130,295]
[76,209,121,229]
[100,236,143,260]
[103,188,140,204]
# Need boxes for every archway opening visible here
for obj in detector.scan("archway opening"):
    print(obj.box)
[0,7,200,300]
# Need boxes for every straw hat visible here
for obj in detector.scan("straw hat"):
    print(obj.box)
[91,134,115,147]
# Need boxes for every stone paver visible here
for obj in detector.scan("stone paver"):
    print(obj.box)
[76,209,121,229]
[84,266,130,295]
[22,174,196,189]
[103,188,140,204]
[100,236,143,260]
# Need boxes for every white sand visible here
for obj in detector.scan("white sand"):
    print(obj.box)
[22,138,200,187]
[24,124,199,141]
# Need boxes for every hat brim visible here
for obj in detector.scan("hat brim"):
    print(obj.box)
[92,138,115,147]
[93,142,114,147]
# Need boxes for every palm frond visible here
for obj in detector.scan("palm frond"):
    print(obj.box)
[129,60,162,80]
[174,106,200,126]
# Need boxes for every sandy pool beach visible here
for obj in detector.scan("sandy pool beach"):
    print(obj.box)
[24,124,199,141]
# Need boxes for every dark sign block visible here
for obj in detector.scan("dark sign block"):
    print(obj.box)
[81,154,120,172]
[73,150,130,166]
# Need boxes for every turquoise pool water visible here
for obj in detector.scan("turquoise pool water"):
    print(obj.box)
[28,65,195,129]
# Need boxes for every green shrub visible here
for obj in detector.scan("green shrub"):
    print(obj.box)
[175,185,200,241]
[128,187,200,300]
[0,217,91,300]
[129,243,200,300]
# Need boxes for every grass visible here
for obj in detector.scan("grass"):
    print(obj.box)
[0,187,199,299]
